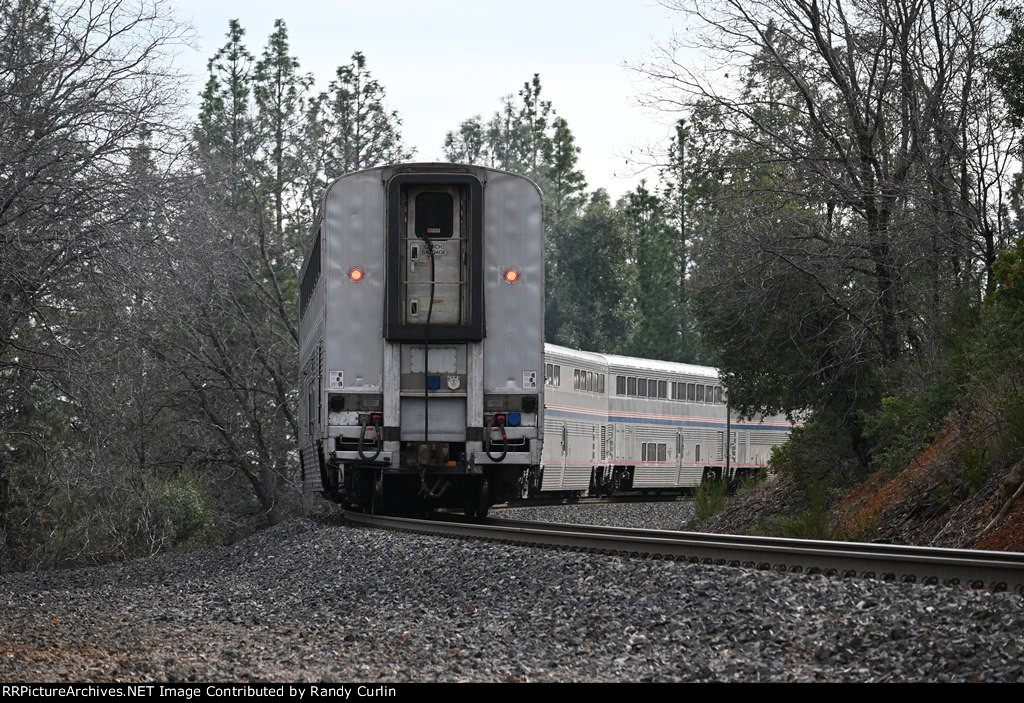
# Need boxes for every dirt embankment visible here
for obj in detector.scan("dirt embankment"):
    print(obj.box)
[693,420,1024,551]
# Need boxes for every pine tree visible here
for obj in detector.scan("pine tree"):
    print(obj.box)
[547,116,587,224]
[253,19,311,239]
[548,191,635,352]
[196,19,257,208]
[443,116,490,165]
[624,183,681,361]
[323,51,412,179]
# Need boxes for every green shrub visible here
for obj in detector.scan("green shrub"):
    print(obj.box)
[694,476,729,520]
[861,376,959,476]
[769,415,860,487]
[773,484,834,540]
[158,469,221,551]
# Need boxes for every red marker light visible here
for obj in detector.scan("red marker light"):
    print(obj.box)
[349,267,365,282]
[503,268,520,285]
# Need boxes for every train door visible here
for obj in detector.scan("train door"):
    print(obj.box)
[675,429,684,485]
[402,188,464,327]
[385,174,482,341]
[559,424,568,488]
[385,174,483,447]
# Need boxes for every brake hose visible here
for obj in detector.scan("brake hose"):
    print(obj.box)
[484,416,507,463]
[356,415,380,464]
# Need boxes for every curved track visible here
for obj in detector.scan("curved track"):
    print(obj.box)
[343,510,1024,594]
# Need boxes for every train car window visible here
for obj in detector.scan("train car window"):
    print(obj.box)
[627,377,637,396]
[638,378,647,397]
[670,382,678,400]
[658,380,667,399]
[574,369,581,391]
[642,443,649,461]
[658,444,667,461]
[586,371,593,392]
[616,375,626,396]
[706,385,714,403]
[545,363,553,386]
[299,227,321,318]
[686,383,695,401]
[414,192,454,238]
[695,444,701,461]
[715,386,724,404]
[696,385,705,403]
[599,374,605,395]
[554,365,560,387]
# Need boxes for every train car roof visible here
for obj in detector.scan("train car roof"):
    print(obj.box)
[601,352,720,380]
[544,343,608,366]
[544,343,720,380]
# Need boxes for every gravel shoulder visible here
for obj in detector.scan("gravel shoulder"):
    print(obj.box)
[497,501,695,531]
[2,515,1022,682]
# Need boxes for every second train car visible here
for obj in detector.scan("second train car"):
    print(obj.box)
[534,344,793,499]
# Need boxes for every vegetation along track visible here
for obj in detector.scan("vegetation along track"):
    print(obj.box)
[343,510,1024,594]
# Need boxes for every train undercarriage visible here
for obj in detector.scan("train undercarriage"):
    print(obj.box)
[314,441,529,517]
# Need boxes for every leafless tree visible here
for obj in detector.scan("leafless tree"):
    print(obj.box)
[0,0,192,568]
[634,0,1018,421]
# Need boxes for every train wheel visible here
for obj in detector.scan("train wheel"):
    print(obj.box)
[476,478,490,518]
[369,469,384,515]
[464,477,489,519]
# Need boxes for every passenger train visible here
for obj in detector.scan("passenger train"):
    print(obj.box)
[298,163,792,516]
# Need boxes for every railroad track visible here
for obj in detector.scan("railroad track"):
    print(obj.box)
[343,510,1024,594]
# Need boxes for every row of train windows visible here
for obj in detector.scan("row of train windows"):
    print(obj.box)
[641,442,668,462]
[614,376,725,404]
[545,363,726,405]
[573,369,606,394]
[544,364,607,395]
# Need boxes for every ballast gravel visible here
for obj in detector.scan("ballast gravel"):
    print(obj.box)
[1,515,1022,682]
[499,501,696,530]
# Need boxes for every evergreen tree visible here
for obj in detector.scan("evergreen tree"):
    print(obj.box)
[548,117,587,225]
[443,116,489,165]
[624,183,681,361]
[196,19,258,207]
[322,51,412,179]
[548,191,635,353]
[253,19,311,239]
[519,74,554,178]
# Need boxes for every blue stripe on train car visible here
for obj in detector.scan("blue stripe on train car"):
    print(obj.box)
[544,406,792,433]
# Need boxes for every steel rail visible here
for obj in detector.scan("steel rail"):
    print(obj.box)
[343,510,1024,594]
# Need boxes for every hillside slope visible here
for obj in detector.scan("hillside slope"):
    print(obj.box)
[692,422,1024,552]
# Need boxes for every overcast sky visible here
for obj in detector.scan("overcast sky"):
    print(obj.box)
[170,0,689,200]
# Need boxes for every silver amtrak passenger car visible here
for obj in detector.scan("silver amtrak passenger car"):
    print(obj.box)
[536,344,793,497]
[298,164,544,515]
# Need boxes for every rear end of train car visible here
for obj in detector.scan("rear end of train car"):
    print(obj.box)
[298,164,545,515]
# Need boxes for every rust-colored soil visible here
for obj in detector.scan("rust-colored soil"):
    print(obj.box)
[972,501,1024,552]
[832,419,960,539]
